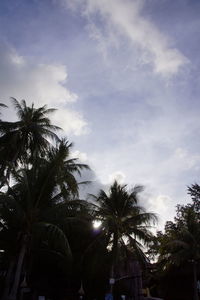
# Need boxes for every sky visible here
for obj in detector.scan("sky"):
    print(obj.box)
[0,0,200,229]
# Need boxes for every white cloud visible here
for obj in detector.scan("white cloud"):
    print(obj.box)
[52,109,89,136]
[0,44,88,136]
[148,194,172,229]
[174,147,200,171]
[63,0,188,75]
[71,150,88,162]
[88,130,198,229]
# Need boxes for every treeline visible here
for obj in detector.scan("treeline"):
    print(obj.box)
[148,186,200,300]
[0,99,199,300]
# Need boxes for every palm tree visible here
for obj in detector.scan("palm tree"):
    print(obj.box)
[0,98,61,180]
[0,168,67,300]
[90,181,157,294]
[47,138,90,197]
[0,138,90,300]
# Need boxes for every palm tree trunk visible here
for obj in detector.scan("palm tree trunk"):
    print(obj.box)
[109,264,114,294]
[1,258,15,300]
[8,239,27,300]
[193,261,199,300]
[109,231,119,295]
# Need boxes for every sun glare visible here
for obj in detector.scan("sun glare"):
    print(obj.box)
[93,220,101,229]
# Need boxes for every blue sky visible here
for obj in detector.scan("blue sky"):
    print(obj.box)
[1,0,200,228]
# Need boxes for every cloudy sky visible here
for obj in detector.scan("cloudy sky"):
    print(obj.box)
[1,0,200,228]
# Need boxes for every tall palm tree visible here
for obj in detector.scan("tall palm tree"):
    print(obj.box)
[0,168,68,300]
[0,98,61,180]
[0,138,90,300]
[90,181,157,294]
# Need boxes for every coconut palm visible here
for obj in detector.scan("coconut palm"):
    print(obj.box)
[0,169,67,300]
[0,138,90,300]
[90,181,157,294]
[0,98,61,180]
[47,138,90,197]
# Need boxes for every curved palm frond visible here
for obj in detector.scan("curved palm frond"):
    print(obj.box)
[0,98,62,177]
[91,180,157,291]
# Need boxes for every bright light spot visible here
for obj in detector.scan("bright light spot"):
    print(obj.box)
[93,220,101,229]
[108,171,126,184]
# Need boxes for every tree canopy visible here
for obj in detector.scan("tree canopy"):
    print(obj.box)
[0,98,199,300]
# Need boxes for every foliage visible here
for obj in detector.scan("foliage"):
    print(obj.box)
[0,98,60,182]
[149,185,200,300]
[0,98,159,300]
[0,99,91,300]
[90,181,157,295]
